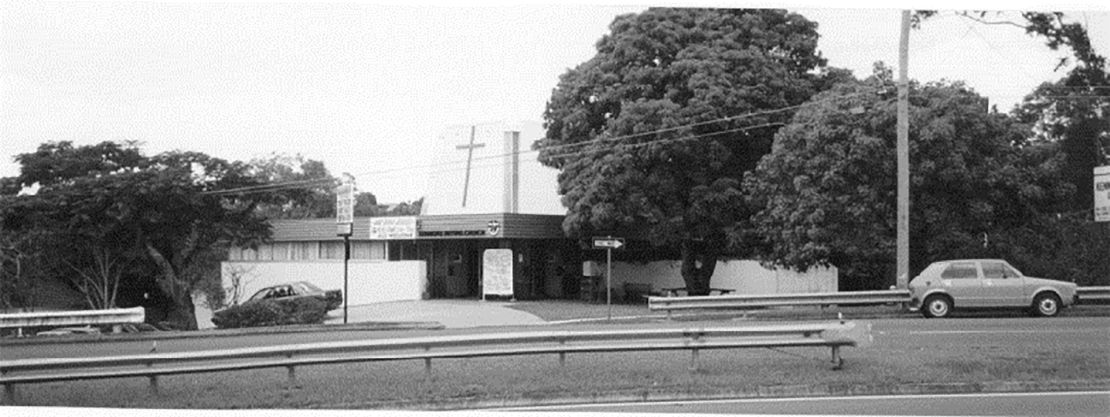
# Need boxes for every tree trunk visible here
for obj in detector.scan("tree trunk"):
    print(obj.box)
[680,239,719,296]
[164,294,198,330]
[144,241,199,330]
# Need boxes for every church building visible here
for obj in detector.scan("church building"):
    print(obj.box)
[222,121,583,305]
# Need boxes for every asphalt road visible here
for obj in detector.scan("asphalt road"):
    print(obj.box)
[3,316,1108,360]
[502,391,1110,415]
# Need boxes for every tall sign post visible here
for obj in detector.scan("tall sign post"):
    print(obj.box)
[336,174,356,324]
[592,236,625,320]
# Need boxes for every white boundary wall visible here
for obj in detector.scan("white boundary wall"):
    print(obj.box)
[606,260,837,295]
[219,260,427,308]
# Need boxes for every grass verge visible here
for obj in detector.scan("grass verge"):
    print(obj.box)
[5,317,1109,409]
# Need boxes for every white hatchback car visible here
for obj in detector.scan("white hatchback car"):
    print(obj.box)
[908,259,1078,318]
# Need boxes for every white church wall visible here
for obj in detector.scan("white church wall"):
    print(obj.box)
[422,120,564,216]
[219,260,427,308]
[604,260,837,296]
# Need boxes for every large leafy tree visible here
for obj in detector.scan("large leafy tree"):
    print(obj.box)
[248,154,339,219]
[918,11,1110,209]
[744,68,1076,289]
[1,142,272,329]
[537,8,830,294]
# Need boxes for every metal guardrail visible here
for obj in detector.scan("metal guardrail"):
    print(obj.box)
[648,290,911,317]
[1078,286,1110,302]
[0,321,871,403]
[0,307,145,336]
[649,286,1110,316]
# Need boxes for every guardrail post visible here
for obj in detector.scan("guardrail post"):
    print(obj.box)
[148,375,159,396]
[830,346,843,370]
[284,353,298,388]
[423,345,432,376]
[689,331,702,372]
[2,383,15,405]
[558,337,567,367]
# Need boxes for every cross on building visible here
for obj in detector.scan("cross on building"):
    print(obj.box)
[455,125,485,207]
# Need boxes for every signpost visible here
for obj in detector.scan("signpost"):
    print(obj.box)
[592,236,625,320]
[336,174,355,324]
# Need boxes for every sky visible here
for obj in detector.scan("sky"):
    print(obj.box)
[2,1,1108,203]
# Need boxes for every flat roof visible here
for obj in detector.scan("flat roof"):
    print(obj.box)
[268,213,567,242]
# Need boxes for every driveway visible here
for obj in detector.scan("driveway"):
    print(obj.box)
[324,299,546,328]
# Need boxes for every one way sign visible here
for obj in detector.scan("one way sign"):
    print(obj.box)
[592,237,625,250]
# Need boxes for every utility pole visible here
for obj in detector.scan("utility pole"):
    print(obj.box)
[896,10,911,289]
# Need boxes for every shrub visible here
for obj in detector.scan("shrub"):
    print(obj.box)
[211,297,328,329]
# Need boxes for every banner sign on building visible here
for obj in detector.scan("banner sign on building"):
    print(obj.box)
[369,217,418,240]
[482,248,514,299]
[1096,166,1110,222]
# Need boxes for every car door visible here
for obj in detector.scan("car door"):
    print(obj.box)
[980,261,1027,307]
[939,261,987,307]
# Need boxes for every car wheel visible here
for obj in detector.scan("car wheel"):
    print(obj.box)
[923,295,952,318]
[1032,292,1061,317]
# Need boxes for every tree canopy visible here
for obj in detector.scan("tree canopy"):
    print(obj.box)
[745,65,1107,288]
[537,8,833,294]
[1,142,273,328]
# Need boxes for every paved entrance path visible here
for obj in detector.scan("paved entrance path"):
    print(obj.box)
[324,299,545,328]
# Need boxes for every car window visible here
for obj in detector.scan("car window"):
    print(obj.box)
[299,282,323,293]
[982,262,1007,279]
[1002,264,1022,278]
[247,288,271,302]
[941,262,979,279]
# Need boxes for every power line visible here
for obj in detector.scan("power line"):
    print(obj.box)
[202,88,882,197]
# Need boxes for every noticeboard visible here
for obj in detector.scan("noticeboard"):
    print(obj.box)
[335,182,355,224]
[369,217,417,239]
[1096,166,1110,222]
[482,249,514,298]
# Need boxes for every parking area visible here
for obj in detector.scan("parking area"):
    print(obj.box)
[322,299,546,328]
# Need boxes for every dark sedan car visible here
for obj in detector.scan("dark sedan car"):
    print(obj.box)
[242,281,343,311]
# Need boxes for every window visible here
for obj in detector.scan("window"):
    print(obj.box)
[941,262,979,279]
[257,244,274,261]
[320,242,345,259]
[982,262,1007,279]
[351,241,386,260]
[271,242,290,261]
[290,242,317,260]
[982,262,1021,279]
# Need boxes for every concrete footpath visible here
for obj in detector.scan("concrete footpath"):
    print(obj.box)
[323,299,546,328]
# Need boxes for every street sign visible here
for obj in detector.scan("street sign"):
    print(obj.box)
[591,236,624,321]
[592,237,625,250]
[1096,166,1110,222]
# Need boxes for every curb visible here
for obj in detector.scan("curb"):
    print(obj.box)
[332,379,1110,410]
[0,321,445,346]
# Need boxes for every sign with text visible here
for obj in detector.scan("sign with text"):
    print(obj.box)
[482,248,514,298]
[369,217,418,240]
[1096,166,1110,222]
[592,237,625,250]
[335,182,355,225]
